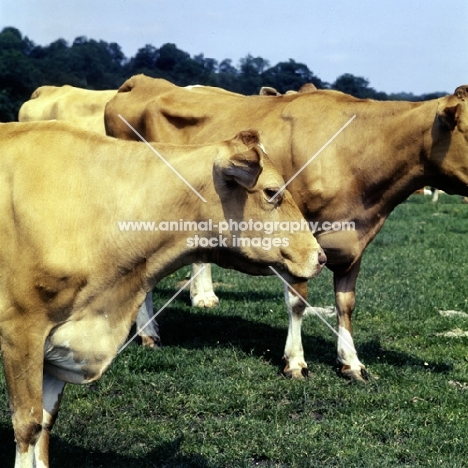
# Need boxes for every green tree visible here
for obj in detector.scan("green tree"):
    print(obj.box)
[261,59,327,93]
[173,58,207,85]
[219,59,237,75]
[0,27,42,121]
[238,54,269,94]
[127,43,194,83]
[191,54,218,84]
[38,38,81,86]
[127,44,159,76]
[155,43,190,73]
[69,37,126,89]
[216,59,239,91]
[332,73,371,98]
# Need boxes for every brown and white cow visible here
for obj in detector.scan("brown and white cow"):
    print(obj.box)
[105,76,468,381]
[18,84,163,348]
[0,121,325,467]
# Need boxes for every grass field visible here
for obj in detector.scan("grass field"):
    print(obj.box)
[2,194,468,467]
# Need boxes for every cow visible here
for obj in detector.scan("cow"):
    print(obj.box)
[0,121,325,467]
[18,84,162,348]
[413,187,440,201]
[105,76,468,381]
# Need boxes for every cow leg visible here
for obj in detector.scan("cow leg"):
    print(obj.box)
[334,259,367,381]
[190,263,219,308]
[1,323,46,467]
[283,281,309,379]
[33,372,66,467]
[136,291,161,348]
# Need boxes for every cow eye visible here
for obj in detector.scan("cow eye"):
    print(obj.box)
[264,188,284,203]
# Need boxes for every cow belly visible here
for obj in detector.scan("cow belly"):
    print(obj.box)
[44,315,126,384]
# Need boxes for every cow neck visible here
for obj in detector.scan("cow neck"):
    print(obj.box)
[362,99,436,209]
[312,99,437,220]
[291,98,439,259]
[111,142,215,285]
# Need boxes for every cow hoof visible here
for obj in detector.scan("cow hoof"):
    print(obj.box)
[341,366,367,382]
[203,295,219,308]
[140,336,162,349]
[191,294,220,308]
[284,366,310,380]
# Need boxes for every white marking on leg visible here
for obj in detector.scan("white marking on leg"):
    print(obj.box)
[33,373,66,467]
[337,326,363,371]
[271,267,367,379]
[304,305,336,318]
[136,292,161,347]
[34,453,49,468]
[15,446,35,468]
[190,263,219,308]
[283,284,307,376]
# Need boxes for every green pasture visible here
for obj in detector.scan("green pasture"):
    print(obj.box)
[1,194,468,467]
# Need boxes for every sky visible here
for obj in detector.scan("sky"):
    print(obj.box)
[1,0,467,95]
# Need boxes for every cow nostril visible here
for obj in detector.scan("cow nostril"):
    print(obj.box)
[318,251,327,266]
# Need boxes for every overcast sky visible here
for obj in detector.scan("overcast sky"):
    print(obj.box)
[1,0,467,95]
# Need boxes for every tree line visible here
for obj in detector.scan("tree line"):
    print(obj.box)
[0,26,446,122]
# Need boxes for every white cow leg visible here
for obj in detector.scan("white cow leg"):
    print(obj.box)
[14,446,35,468]
[283,281,309,379]
[190,263,219,308]
[32,372,66,468]
[136,291,161,348]
[334,260,366,381]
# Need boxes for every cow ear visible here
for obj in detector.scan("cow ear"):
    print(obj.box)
[259,86,281,96]
[236,129,262,149]
[438,103,462,131]
[437,86,468,131]
[215,131,264,189]
[455,85,468,100]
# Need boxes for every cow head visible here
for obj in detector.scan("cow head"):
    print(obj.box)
[205,130,326,282]
[430,85,468,194]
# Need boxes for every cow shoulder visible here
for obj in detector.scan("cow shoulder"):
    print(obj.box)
[148,87,217,121]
